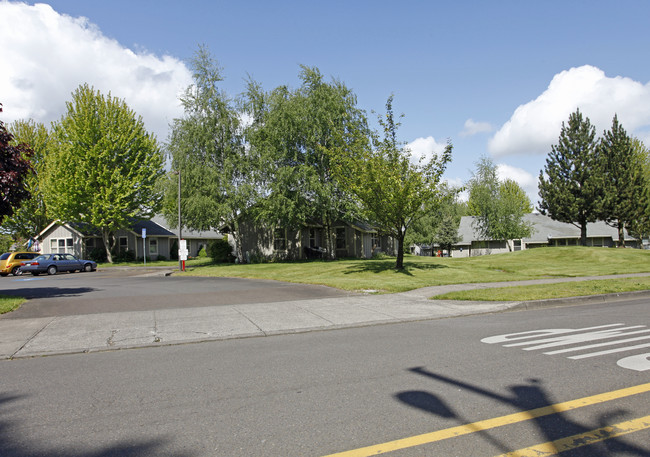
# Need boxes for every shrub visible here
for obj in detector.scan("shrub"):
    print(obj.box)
[87,247,108,263]
[170,239,179,260]
[113,249,136,263]
[208,239,235,263]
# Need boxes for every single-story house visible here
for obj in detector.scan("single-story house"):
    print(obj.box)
[412,213,644,258]
[227,220,397,262]
[151,215,223,258]
[38,219,176,260]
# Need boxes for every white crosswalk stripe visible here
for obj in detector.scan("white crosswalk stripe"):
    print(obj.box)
[482,323,650,372]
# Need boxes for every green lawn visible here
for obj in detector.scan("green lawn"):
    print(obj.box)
[178,246,650,294]
[432,276,650,301]
[0,295,25,314]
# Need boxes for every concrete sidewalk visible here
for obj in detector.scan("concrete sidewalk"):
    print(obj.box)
[2,274,650,359]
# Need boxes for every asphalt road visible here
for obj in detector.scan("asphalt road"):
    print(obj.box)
[0,269,352,318]
[1,297,648,456]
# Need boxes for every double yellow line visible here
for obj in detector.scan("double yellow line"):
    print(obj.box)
[322,382,650,457]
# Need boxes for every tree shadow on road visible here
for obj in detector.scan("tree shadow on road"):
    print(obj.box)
[395,366,649,456]
[0,287,96,300]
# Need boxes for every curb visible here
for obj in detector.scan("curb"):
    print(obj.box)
[505,289,650,312]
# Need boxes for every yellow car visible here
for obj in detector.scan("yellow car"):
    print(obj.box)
[0,251,40,276]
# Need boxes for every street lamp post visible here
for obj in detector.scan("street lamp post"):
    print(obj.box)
[173,170,183,271]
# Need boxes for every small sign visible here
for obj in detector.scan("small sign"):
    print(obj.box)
[179,239,187,250]
[141,228,147,239]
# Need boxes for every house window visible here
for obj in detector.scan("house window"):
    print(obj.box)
[119,236,128,251]
[50,238,73,254]
[149,238,158,255]
[85,238,95,250]
[309,229,317,248]
[335,228,346,250]
[371,233,379,250]
[274,228,287,251]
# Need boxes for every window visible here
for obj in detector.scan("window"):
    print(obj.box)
[119,237,128,251]
[309,229,317,248]
[274,228,287,251]
[149,238,158,255]
[335,228,346,250]
[50,238,73,254]
[371,233,379,250]
[85,238,95,249]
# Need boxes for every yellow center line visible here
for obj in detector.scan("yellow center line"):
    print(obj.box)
[321,382,650,457]
[494,414,650,457]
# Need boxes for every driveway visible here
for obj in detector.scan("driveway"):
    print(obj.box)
[0,268,353,319]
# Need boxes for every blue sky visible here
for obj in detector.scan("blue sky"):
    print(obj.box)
[2,1,650,204]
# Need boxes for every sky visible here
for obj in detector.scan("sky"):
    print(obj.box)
[2,0,650,206]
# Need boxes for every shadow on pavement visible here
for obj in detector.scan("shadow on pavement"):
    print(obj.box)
[395,366,649,456]
[0,287,96,300]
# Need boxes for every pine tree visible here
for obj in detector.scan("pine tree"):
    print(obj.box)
[598,115,645,247]
[538,109,603,246]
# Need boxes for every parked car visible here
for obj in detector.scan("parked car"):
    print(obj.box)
[19,253,97,275]
[0,251,40,276]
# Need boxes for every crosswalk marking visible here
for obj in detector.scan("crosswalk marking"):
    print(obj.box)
[482,323,650,371]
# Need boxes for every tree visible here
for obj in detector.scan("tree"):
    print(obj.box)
[598,115,646,247]
[163,46,254,263]
[3,119,51,238]
[538,109,603,246]
[626,138,650,242]
[245,66,369,260]
[0,103,34,225]
[330,96,452,270]
[467,156,532,243]
[405,182,465,255]
[43,85,163,263]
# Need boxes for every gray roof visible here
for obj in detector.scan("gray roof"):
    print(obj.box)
[458,213,635,244]
[152,215,223,240]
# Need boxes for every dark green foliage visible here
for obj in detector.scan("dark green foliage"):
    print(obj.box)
[598,115,646,246]
[208,239,235,263]
[86,247,107,263]
[112,250,136,263]
[538,109,603,245]
[245,66,369,260]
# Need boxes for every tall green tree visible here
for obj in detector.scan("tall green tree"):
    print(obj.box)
[330,96,452,269]
[538,109,603,246]
[467,156,532,243]
[626,138,650,242]
[245,66,369,259]
[44,85,163,262]
[4,119,51,238]
[0,104,34,225]
[598,115,646,247]
[163,46,254,263]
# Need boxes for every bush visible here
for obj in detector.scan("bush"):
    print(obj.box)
[208,239,235,263]
[113,249,136,263]
[87,247,108,263]
[156,255,167,261]
[198,246,207,257]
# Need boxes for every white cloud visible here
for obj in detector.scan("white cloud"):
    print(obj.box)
[496,163,538,205]
[460,118,492,137]
[488,65,650,157]
[406,136,448,165]
[0,2,192,142]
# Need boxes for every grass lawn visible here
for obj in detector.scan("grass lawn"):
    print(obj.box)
[0,295,25,314]
[432,276,650,301]
[177,246,650,294]
[98,257,213,269]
